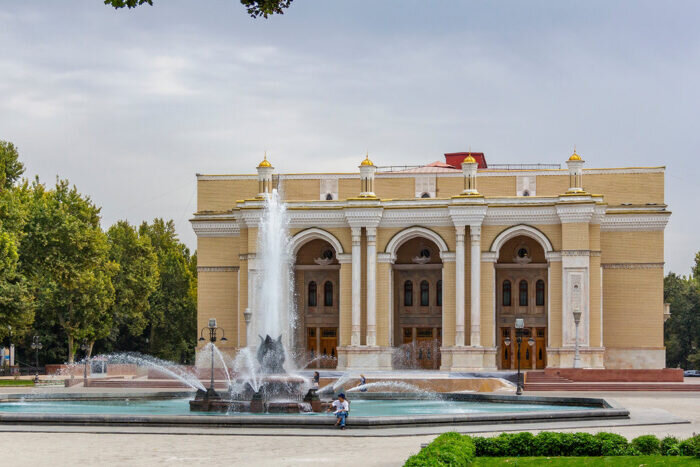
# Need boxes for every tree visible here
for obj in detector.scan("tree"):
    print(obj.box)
[96,220,158,354]
[104,0,294,18]
[139,219,197,363]
[0,141,25,190]
[664,267,700,370]
[19,179,116,362]
[0,229,34,342]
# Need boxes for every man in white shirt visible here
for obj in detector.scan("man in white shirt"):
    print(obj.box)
[328,393,349,429]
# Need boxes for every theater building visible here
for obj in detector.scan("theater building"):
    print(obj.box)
[191,151,670,371]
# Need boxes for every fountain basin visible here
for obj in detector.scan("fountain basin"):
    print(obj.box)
[0,392,628,428]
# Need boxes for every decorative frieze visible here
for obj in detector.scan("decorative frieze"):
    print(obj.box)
[197,266,239,272]
[601,262,665,269]
[191,221,240,237]
[601,214,670,232]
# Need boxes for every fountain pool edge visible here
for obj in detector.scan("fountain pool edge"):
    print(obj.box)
[0,392,629,429]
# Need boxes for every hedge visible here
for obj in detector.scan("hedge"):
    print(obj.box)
[404,432,700,466]
[405,432,476,466]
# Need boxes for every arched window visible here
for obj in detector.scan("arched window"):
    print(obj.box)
[420,192,431,198]
[324,281,333,306]
[404,280,413,306]
[308,282,317,307]
[325,193,333,200]
[436,280,442,306]
[536,280,545,306]
[519,280,528,306]
[420,280,430,306]
[502,280,512,307]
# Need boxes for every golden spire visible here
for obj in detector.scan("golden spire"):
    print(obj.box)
[569,145,582,161]
[258,152,272,168]
[463,147,476,164]
[360,151,374,166]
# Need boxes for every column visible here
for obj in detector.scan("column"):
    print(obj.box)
[337,256,353,346]
[366,227,377,346]
[470,225,481,347]
[455,226,466,346]
[351,227,362,346]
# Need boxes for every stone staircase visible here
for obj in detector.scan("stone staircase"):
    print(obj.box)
[524,371,700,391]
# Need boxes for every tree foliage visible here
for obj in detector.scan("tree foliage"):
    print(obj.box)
[664,264,700,369]
[0,141,25,190]
[104,0,293,18]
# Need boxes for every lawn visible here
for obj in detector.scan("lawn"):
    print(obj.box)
[474,456,700,466]
[0,379,35,387]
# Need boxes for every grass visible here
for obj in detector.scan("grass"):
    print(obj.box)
[474,457,699,466]
[0,379,35,387]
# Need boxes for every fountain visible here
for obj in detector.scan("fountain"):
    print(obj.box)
[189,190,318,414]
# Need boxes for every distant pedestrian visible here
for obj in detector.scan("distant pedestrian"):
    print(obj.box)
[327,393,349,429]
[313,371,320,389]
[359,374,368,392]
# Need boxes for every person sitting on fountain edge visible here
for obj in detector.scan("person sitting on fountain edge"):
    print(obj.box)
[327,393,349,429]
[313,371,320,389]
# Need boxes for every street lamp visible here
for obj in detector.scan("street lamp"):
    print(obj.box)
[31,336,43,384]
[80,339,90,386]
[573,309,582,369]
[513,319,535,395]
[198,318,227,399]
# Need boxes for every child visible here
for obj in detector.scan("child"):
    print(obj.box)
[328,393,349,429]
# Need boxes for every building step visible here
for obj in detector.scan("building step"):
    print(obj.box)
[523,383,700,391]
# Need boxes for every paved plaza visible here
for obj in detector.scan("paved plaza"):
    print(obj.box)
[0,388,699,466]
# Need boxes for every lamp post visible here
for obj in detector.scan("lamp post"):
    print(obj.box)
[7,325,13,371]
[80,339,90,386]
[31,336,43,384]
[512,319,535,395]
[573,309,582,369]
[198,318,227,399]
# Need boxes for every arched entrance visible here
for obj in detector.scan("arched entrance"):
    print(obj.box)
[494,231,549,370]
[293,238,340,369]
[391,237,443,369]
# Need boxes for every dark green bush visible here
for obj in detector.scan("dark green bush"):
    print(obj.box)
[595,432,628,456]
[661,436,680,456]
[557,432,577,456]
[571,432,601,456]
[678,434,700,457]
[506,432,535,456]
[630,435,661,455]
[532,431,563,456]
[404,432,475,466]
[472,434,510,457]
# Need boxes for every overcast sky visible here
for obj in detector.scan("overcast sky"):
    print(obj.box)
[1,0,698,274]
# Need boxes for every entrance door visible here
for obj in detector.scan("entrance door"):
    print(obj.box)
[535,327,546,369]
[500,328,512,369]
[415,328,438,369]
[518,328,533,370]
[319,328,338,369]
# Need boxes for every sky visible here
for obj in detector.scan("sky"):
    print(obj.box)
[0,0,698,274]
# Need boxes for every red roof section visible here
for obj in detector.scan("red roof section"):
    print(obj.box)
[444,152,487,169]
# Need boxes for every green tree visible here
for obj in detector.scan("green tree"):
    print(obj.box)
[19,179,117,362]
[0,141,25,190]
[0,229,34,342]
[96,220,159,354]
[664,268,700,369]
[104,0,293,18]
[139,219,197,363]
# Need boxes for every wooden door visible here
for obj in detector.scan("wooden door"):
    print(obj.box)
[306,328,318,368]
[535,327,546,369]
[415,328,438,369]
[500,328,512,369]
[518,328,533,370]
[319,328,337,369]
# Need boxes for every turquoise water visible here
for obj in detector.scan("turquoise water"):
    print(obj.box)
[0,398,593,416]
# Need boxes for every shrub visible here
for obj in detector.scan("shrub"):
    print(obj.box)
[630,435,661,455]
[472,434,510,457]
[557,432,576,456]
[679,434,700,457]
[532,432,563,457]
[507,432,535,457]
[595,432,628,456]
[661,436,680,456]
[404,432,475,466]
[570,432,601,456]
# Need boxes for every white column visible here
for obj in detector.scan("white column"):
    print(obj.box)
[455,225,466,346]
[351,227,362,346]
[366,227,377,346]
[470,225,481,347]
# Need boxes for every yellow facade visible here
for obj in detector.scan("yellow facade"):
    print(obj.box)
[193,161,669,370]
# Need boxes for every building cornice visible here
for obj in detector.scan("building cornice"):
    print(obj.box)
[191,220,240,237]
[601,212,670,232]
